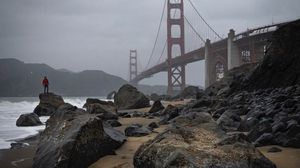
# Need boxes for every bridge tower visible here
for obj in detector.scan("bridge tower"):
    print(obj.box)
[167,0,186,95]
[129,50,138,84]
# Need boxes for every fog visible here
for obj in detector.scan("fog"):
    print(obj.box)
[0,0,300,87]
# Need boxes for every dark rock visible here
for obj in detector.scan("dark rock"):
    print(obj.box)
[239,117,259,132]
[33,103,126,168]
[106,91,116,99]
[134,112,276,168]
[190,97,212,108]
[160,104,176,116]
[148,122,159,129]
[148,100,164,113]
[10,142,29,149]
[16,113,43,126]
[84,98,117,113]
[173,86,203,99]
[84,99,118,120]
[248,120,272,142]
[114,84,150,110]
[286,124,300,137]
[212,107,226,119]
[267,147,282,153]
[272,122,287,133]
[33,93,65,116]
[106,120,122,127]
[217,110,241,131]
[243,19,300,90]
[254,133,275,147]
[125,124,151,137]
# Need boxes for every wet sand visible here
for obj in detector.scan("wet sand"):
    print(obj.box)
[0,135,39,168]
[89,117,167,168]
[258,146,300,168]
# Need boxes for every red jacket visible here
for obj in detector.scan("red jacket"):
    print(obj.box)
[42,79,49,86]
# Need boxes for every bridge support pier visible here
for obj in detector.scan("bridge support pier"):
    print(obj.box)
[167,0,186,95]
[227,29,240,70]
[129,50,138,86]
[205,39,212,88]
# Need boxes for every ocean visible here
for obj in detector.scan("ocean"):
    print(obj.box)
[0,96,105,149]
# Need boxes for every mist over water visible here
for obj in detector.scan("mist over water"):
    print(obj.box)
[0,96,105,149]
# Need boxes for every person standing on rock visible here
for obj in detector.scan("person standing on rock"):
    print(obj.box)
[42,76,49,94]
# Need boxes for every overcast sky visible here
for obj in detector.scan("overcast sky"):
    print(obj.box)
[0,0,299,87]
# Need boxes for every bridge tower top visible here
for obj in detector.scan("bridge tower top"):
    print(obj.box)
[129,50,138,83]
[167,0,186,95]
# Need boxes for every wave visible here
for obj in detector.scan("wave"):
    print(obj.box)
[0,96,108,149]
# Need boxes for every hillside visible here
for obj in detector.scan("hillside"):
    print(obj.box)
[0,58,127,97]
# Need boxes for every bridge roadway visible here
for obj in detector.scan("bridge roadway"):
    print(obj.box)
[131,21,290,84]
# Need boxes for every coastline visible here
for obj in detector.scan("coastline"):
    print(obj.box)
[1,100,300,168]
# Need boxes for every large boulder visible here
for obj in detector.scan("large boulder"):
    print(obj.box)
[173,85,203,99]
[33,103,126,168]
[125,124,152,137]
[148,100,164,113]
[33,93,65,116]
[217,110,241,131]
[114,84,150,110]
[134,112,276,168]
[84,98,118,120]
[16,113,42,126]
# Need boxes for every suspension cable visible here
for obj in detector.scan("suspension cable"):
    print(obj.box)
[156,40,167,64]
[145,0,167,70]
[187,0,222,40]
[184,15,206,43]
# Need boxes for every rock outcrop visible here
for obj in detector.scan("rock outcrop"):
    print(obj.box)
[125,124,152,137]
[33,93,65,116]
[244,19,300,91]
[16,113,42,126]
[148,100,164,113]
[134,112,275,168]
[114,84,150,110]
[106,91,116,99]
[33,103,126,168]
[83,98,118,120]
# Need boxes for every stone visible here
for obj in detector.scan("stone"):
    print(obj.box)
[84,99,118,120]
[148,100,164,113]
[248,120,272,142]
[16,113,43,126]
[148,122,159,129]
[125,124,151,137]
[173,86,203,99]
[33,103,126,168]
[33,93,65,116]
[239,117,259,132]
[10,142,29,149]
[286,124,300,137]
[106,91,116,99]
[106,120,122,127]
[114,84,150,110]
[134,112,276,168]
[267,147,282,153]
[254,133,275,147]
[217,110,241,131]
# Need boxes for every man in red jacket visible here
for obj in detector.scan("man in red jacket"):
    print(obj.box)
[42,76,49,93]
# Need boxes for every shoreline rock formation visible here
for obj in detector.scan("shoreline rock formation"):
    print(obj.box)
[114,84,150,110]
[33,103,126,168]
[33,93,65,116]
